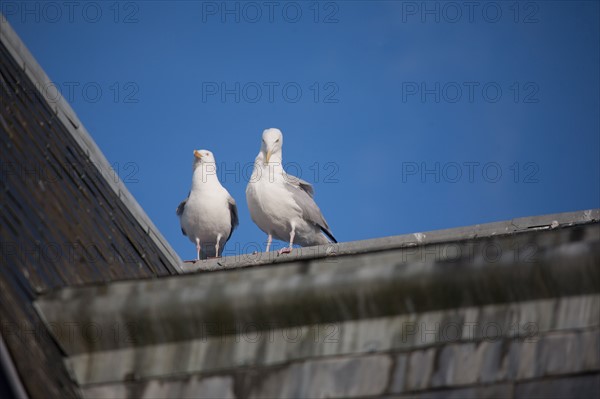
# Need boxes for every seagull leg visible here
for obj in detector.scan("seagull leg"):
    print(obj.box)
[196,238,201,261]
[278,225,295,255]
[266,234,272,252]
[183,238,202,263]
[212,234,223,258]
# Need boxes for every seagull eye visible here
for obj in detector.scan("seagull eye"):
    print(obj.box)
[275,139,280,143]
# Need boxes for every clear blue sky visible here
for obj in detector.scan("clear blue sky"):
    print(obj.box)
[5,1,599,259]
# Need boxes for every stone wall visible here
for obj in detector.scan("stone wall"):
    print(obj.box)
[77,294,599,398]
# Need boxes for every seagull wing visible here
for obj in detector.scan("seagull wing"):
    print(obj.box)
[176,191,190,236]
[284,173,337,243]
[227,195,239,241]
[285,174,315,197]
[176,199,186,217]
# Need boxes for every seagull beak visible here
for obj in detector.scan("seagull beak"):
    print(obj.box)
[194,150,202,159]
[265,149,272,164]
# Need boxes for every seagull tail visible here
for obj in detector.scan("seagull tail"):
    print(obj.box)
[320,226,337,243]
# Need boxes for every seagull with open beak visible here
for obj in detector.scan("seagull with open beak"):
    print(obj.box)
[177,149,238,261]
[246,128,337,254]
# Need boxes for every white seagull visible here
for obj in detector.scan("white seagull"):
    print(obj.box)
[177,149,238,260]
[246,128,337,254]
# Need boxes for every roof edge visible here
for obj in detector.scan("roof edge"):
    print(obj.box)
[0,333,29,399]
[182,208,600,272]
[34,220,600,358]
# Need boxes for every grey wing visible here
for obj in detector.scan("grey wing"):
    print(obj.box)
[285,174,314,197]
[176,192,190,236]
[226,195,239,241]
[176,199,186,216]
[284,176,337,242]
[176,191,190,216]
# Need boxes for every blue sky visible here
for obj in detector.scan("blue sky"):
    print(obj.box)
[4,1,599,259]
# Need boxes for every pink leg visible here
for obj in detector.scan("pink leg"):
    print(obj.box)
[212,234,222,258]
[266,234,272,252]
[278,225,295,255]
[184,238,201,263]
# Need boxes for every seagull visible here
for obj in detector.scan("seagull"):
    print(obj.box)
[177,149,238,261]
[246,128,336,254]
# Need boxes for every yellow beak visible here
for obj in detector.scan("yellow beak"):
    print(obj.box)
[194,150,202,159]
[265,149,272,164]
